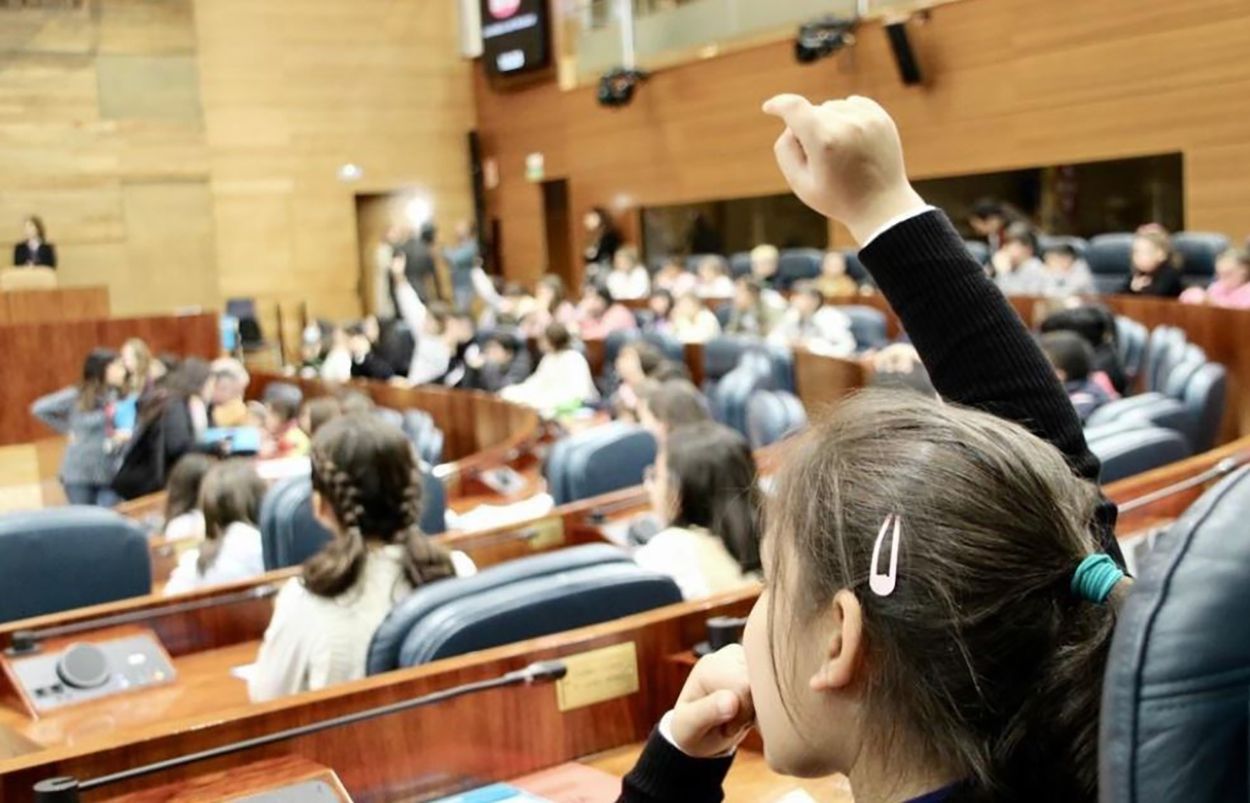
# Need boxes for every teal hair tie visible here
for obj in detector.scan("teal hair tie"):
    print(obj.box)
[1071,554,1124,604]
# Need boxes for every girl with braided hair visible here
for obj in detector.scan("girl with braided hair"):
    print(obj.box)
[248,413,474,701]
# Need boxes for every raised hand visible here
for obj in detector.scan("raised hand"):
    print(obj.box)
[762,94,926,244]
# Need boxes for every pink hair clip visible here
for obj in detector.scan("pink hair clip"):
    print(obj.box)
[869,514,902,597]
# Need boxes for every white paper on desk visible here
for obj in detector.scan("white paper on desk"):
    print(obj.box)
[230,663,258,683]
[444,493,555,532]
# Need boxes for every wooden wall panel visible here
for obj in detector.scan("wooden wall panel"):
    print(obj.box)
[475,0,1250,284]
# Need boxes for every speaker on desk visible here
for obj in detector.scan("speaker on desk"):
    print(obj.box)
[885,20,923,86]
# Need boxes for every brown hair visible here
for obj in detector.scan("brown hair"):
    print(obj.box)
[639,379,711,430]
[25,215,46,240]
[1133,229,1178,272]
[197,459,266,574]
[77,348,118,411]
[302,397,343,436]
[544,322,572,352]
[768,390,1120,803]
[537,274,567,310]
[123,338,152,396]
[304,413,454,598]
[163,453,216,525]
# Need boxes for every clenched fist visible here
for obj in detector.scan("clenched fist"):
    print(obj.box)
[762,94,926,244]
[669,645,756,758]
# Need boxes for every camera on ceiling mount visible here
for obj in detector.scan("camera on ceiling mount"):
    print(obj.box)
[597,67,648,108]
[794,15,858,64]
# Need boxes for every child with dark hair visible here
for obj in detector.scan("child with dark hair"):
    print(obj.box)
[249,414,474,701]
[1042,242,1095,297]
[161,452,216,542]
[619,94,1128,803]
[635,421,762,599]
[637,379,712,443]
[1040,304,1127,395]
[464,331,532,393]
[299,397,344,438]
[991,221,1048,295]
[32,348,128,506]
[1040,331,1112,422]
[263,395,310,458]
[164,459,266,595]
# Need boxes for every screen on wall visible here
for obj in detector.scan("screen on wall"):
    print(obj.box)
[479,0,550,76]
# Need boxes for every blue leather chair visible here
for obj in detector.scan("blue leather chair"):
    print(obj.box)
[746,389,807,449]
[836,305,889,351]
[1172,231,1229,288]
[374,406,405,434]
[368,546,682,672]
[545,422,657,505]
[729,252,752,278]
[755,342,795,394]
[1037,234,1090,260]
[840,250,871,285]
[1100,463,1250,802]
[419,472,448,536]
[1115,316,1150,384]
[1161,345,1208,401]
[259,476,333,571]
[1178,363,1227,453]
[641,330,685,364]
[1146,326,1187,393]
[1085,396,1191,443]
[0,508,150,623]
[402,410,444,467]
[777,248,822,290]
[1088,427,1191,484]
[702,336,754,391]
[710,351,776,438]
[1086,233,1135,294]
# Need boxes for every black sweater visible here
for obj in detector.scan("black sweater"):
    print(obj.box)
[618,209,1122,803]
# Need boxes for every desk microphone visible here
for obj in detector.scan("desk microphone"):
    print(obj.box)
[32,659,568,802]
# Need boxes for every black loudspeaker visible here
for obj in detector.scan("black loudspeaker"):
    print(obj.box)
[885,21,923,86]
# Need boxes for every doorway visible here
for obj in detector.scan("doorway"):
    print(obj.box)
[541,179,575,290]
[354,190,432,318]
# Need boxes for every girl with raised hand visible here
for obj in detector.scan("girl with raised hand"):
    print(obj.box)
[618,95,1127,803]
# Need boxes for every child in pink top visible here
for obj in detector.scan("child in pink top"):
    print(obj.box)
[1181,248,1250,309]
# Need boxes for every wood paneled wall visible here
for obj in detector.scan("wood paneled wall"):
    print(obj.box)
[2,0,475,340]
[474,0,1250,286]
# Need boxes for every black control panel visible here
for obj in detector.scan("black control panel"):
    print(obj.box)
[10,633,176,713]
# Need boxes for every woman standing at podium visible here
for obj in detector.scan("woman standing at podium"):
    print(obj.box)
[12,216,56,268]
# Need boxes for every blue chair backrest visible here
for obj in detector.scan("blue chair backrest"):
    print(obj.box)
[1084,394,1187,435]
[711,352,776,437]
[402,410,444,466]
[1115,316,1149,383]
[1172,232,1229,285]
[728,252,752,278]
[836,305,889,350]
[777,248,822,291]
[0,508,151,623]
[1161,346,1208,401]
[420,471,447,536]
[703,336,754,388]
[374,406,405,433]
[1101,464,1250,803]
[1087,233,1135,292]
[1180,362,1227,453]
[1088,426,1191,484]
[754,342,795,394]
[1146,326,1186,393]
[713,302,733,329]
[841,250,870,284]
[366,544,637,674]
[641,330,685,364]
[1038,234,1090,260]
[545,423,657,505]
[746,389,807,449]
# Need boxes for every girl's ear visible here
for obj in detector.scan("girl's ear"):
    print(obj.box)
[809,589,864,692]
[311,490,340,533]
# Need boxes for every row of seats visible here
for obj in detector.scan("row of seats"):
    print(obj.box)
[1086,322,1227,483]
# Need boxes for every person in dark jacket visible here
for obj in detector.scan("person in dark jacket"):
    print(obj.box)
[31,348,128,505]
[398,223,446,302]
[112,358,210,500]
[1121,229,1184,297]
[619,94,1125,803]
[464,331,531,393]
[12,215,56,268]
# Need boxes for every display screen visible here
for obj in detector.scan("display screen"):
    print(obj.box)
[479,0,550,76]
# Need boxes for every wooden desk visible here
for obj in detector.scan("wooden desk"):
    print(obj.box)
[7,312,219,446]
[0,287,108,325]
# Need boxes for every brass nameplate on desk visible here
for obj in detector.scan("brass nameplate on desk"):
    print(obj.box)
[555,642,639,712]
[524,516,565,550]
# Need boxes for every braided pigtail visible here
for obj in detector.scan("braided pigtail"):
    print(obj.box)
[303,451,370,597]
[397,464,455,587]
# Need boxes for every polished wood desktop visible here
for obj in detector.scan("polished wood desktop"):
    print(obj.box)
[5,312,219,446]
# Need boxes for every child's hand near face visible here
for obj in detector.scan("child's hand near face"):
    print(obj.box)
[669,644,756,757]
